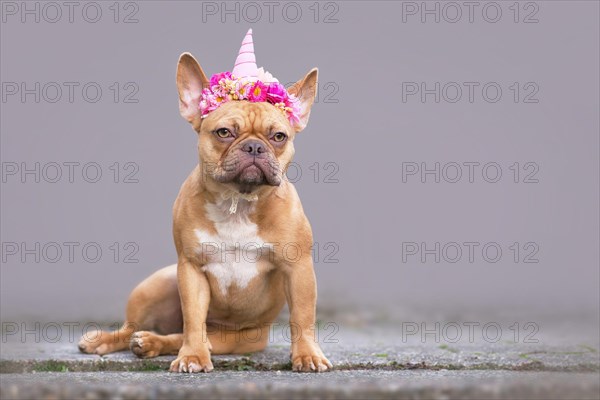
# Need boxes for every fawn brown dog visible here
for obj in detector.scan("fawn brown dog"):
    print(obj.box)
[78,43,331,373]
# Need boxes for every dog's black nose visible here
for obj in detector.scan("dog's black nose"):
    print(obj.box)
[241,140,265,156]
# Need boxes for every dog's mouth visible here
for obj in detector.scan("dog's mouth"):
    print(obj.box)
[239,164,264,184]
[235,164,267,193]
[213,155,281,191]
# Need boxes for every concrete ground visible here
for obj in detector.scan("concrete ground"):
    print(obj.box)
[2,371,600,400]
[1,316,599,399]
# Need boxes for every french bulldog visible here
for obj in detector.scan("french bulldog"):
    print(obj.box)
[78,45,332,373]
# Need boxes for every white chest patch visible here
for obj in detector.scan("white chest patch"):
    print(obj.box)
[195,196,270,295]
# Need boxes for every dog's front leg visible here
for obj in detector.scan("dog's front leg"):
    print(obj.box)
[169,258,213,373]
[283,256,333,372]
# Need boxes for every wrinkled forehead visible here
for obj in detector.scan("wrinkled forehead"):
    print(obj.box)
[203,102,291,134]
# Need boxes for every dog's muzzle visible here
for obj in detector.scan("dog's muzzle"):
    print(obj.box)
[213,142,282,189]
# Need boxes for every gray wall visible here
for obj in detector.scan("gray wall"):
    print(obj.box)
[1,1,598,322]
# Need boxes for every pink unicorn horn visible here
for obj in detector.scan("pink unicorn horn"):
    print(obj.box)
[232,29,259,79]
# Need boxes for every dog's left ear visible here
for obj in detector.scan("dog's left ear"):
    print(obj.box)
[287,68,318,133]
[177,52,209,127]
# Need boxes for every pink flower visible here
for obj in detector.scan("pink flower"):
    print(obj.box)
[287,106,302,126]
[199,91,218,115]
[248,81,268,102]
[266,82,287,104]
[284,93,300,109]
[210,80,229,97]
[232,80,249,100]
[215,93,229,105]
[210,71,232,88]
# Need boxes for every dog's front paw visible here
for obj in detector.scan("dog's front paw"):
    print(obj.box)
[169,350,213,373]
[291,343,332,372]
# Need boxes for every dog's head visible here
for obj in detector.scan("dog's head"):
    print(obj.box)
[176,52,318,194]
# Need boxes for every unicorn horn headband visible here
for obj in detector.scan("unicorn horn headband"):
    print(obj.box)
[198,29,301,126]
[232,29,258,78]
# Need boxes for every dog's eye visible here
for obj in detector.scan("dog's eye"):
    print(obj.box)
[215,128,232,138]
[272,132,287,142]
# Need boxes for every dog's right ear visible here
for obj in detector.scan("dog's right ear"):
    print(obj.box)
[176,52,209,125]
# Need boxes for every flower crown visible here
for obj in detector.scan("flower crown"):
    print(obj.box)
[197,29,302,126]
[199,71,301,126]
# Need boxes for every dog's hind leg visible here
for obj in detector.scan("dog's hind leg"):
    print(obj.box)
[78,322,136,355]
[130,331,184,358]
[128,325,270,358]
[78,264,182,356]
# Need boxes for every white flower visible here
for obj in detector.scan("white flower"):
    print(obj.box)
[257,67,279,84]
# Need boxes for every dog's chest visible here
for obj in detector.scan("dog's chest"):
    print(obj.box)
[195,199,270,295]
